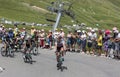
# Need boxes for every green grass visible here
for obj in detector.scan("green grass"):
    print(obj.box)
[0,0,120,30]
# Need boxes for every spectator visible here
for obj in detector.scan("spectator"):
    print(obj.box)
[40,29,45,48]
[81,30,87,53]
[97,30,103,56]
[87,29,93,54]
[91,30,97,55]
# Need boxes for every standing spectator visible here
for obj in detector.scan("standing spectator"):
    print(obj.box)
[103,34,109,57]
[103,30,111,57]
[40,29,45,48]
[87,29,93,54]
[66,31,72,51]
[97,30,103,56]
[114,29,120,56]
[38,30,41,47]
[81,30,87,53]
[91,30,97,55]
[48,30,53,49]
[70,33,76,52]
[76,30,82,52]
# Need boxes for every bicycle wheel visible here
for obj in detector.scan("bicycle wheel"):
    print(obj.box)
[1,47,6,56]
[32,47,38,55]
[9,50,14,57]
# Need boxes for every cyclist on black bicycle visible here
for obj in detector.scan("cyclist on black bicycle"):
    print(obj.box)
[2,32,13,56]
[23,36,32,53]
[22,36,33,63]
[55,36,66,62]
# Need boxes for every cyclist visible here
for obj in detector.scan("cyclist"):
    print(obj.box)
[8,28,14,39]
[23,36,32,53]
[2,32,12,56]
[55,36,66,62]
[22,36,33,64]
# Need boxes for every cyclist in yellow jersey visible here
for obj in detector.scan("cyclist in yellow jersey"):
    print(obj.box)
[14,27,19,38]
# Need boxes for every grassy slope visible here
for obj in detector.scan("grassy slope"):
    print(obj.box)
[0,0,120,30]
[0,0,47,23]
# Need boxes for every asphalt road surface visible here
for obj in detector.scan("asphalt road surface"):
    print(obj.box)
[0,44,120,77]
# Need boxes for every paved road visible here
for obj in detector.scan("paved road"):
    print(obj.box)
[0,44,120,77]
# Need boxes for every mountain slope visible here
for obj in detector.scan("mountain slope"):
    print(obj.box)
[0,0,120,29]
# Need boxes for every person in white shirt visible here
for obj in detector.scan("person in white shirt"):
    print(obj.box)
[53,29,59,41]
[87,30,93,54]
[91,30,97,55]
[81,30,87,53]
[40,29,45,48]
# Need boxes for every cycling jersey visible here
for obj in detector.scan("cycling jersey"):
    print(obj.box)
[25,40,31,48]
[8,30,14,39]
[2,34,10,44]
[55,38,64,52]
[57,40,63,48]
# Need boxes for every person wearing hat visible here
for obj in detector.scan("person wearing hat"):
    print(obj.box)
[40,29,45,48]
[91,29,97,55]
[87,29,93,54]
[76,30,82,52]
[114,30,120,57]
[81,30,87,53]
